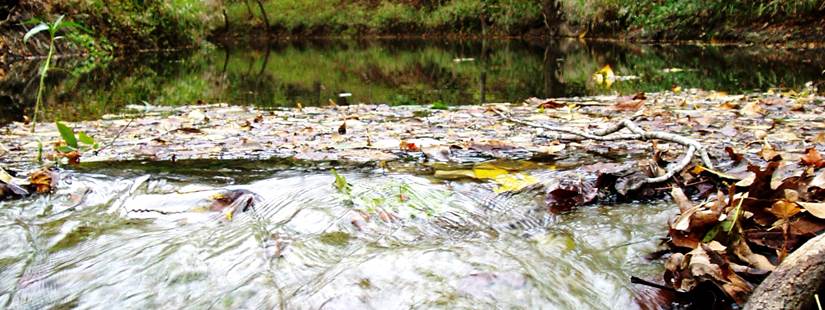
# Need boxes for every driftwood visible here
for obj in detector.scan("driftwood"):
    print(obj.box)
[494,109,714,189]
[745,233,825,310]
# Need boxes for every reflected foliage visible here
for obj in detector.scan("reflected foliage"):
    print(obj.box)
[1,39,823,123]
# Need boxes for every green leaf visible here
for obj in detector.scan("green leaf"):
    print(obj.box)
[59,20,89,33]
[51,15,65,34]
[430,102,448,110]
[702,224,721,242]
[724,192,748,233]
[23,23,49,43]
[36,140,43,163]
[331,169,351,196]
[57,145,76,153]
[56,121,78,148]
[77,132,95,145]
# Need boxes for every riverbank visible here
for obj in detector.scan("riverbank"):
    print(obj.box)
[2,0,824,65]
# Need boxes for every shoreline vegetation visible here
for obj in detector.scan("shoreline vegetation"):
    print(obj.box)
[1,0,824,63]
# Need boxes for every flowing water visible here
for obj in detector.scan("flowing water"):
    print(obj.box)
[0,160,675,309]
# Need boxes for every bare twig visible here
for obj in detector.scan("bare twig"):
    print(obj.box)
[493,108,714,188]
[95,117,134,154]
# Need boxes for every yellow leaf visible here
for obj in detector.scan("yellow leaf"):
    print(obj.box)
[473,166,509,179]
[672,86,682,94]
[493,173,538,194]
[433,169,476,180]
[592,65,615,88]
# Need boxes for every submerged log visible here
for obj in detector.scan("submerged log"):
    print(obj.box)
[745,233,825,310]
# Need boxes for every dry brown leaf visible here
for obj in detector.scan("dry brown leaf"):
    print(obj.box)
[719,101,739,109]
[769,200,801,219]
[29,169,55,193]
[796,201,825,219]
[61,150,81,165]
[800,147,825,168]
[399,141,420,152]
[614,99,645,111]
[740,101,766,116]
[757,142,781,161]
[671,187,693,213]
[732,238,776,271]
[812,132,825,144]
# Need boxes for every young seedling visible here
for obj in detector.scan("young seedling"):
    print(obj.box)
[23,15,83,132]
[55,121,98,164]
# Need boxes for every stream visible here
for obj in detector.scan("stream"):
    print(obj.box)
[0,160,674,309]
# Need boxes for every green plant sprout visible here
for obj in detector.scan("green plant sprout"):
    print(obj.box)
[23,15,82,133]
[56,121,98,153]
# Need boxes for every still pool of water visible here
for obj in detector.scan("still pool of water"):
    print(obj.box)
[0,162,675,309]
[1,39,823,124]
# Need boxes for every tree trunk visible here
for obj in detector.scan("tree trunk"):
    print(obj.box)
[745,233,825,310]
[541,0,562,37]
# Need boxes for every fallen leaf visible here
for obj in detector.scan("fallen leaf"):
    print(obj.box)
[338,121,347,135]
[545,177,597,212]
[592,65,615,88]
[769,200,801,219]
[493,173,538,194]
[731,237,775,271]
[719,125,738,137]
[740,101,766,116]
[668,187,692,213]
[800,147,825,168]
[399,141,420,152]
[536,99,565,109]
[812,132,825,144]
[757,142,781,161]
[670,85,682,94]
[796,201,825,219]
[29,169,56,193]
[724,147,744,163]
[614,99,645,111]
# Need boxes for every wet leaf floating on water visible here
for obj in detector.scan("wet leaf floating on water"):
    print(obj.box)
[592,64,615,88]
[29,168,56,193]
[492,173,538,194]
[800,147,825,168]
[331,169,352,196]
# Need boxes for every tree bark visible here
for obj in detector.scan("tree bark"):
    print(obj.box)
[541,0,562,37]
[745,233,825,310]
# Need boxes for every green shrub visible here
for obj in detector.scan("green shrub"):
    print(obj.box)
[369,1,419,32]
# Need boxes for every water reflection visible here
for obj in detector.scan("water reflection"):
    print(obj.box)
[1,39,823,124]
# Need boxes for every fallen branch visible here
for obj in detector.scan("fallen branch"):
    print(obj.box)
[745,233,825,310]
[493,108,714,189]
